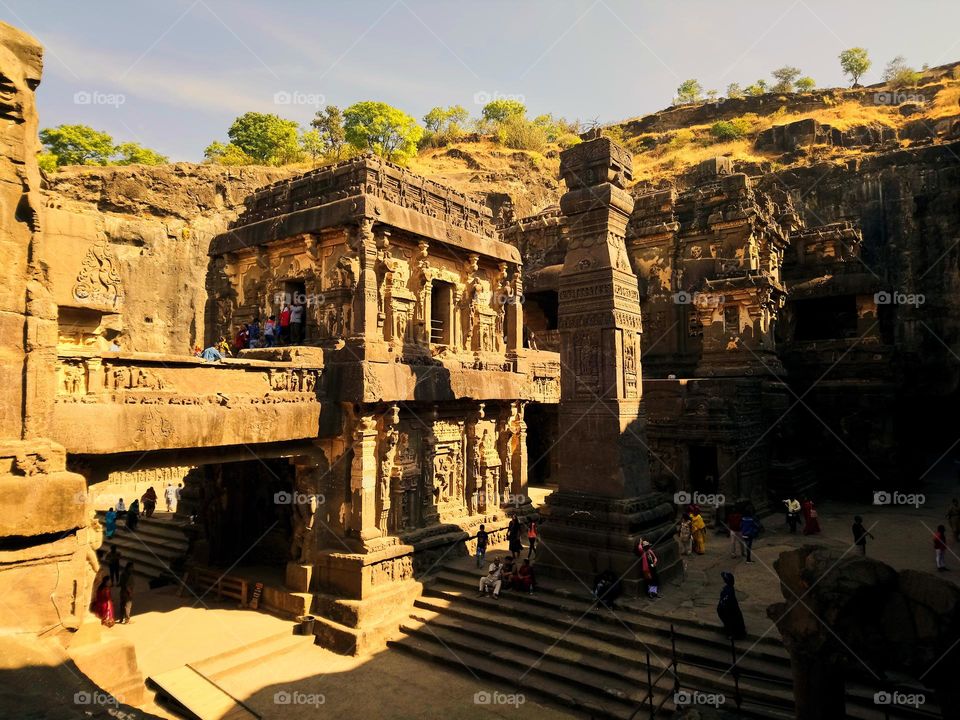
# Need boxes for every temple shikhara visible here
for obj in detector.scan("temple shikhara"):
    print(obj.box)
[3,16,960,720]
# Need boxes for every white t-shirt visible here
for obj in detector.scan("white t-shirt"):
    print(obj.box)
[290,304,304,323]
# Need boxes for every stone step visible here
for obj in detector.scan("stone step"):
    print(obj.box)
[189,631,311,681]
[101,541,183,582]
[98,512,192,546]
[148,665,259,720]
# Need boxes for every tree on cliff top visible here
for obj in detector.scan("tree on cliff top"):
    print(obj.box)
[423,104,469,145]
[227,112,302,165]
[114,142,169,166]
[203,141,254,166]
[310,105,346,160]
[39,125,115,166]
[675,79,703,105]
[481,99,526,124]
[771,66,803,93]
[839,47,871,87]
[883,56,922,89]
[343,101,423,164]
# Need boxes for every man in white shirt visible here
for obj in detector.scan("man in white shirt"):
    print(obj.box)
[289,302,304,344]
[164,484,176,512]
[478,557,503,599]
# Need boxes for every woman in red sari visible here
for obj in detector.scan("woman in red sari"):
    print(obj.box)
[801,498,821,535]
[93,575,115,627]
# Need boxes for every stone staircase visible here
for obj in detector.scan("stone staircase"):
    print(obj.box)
[97,511,191,582]
[389,564,941,720]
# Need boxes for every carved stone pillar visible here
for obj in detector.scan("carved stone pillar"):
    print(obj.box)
[512,401,528,500]
[377,405,400,534]
[466,403,484,515]
[348,410,380,543]
[350,218,379,339]
[421,408,440,525]
[506,266,523,355]
[415,241,433,347]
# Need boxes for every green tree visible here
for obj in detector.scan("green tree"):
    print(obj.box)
[37,152,58,173]
[300,129,324,165]
[839,47,871,87]
[203,141,254,166]
[771,66,803,93]
[423,104,469,145]
[726,83,744,99]
[310,105,346,160]
[226,112,302,165]
[709,117,752,142]
[343,101,424,164]
[883,56,921,89]
[481,99,526,124]
[675,79,703,104]
[497,115,547,152]
[795,76,816,92]
[38,124,114,166]
[745,80,768,96]
[113,142,168,165]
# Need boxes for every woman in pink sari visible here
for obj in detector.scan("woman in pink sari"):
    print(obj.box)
[801,498,821,535]
[93,575,115,626]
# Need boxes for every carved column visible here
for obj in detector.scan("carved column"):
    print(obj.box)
[511,401,528,500]
[377,405,399,534]
[466,403,484,515]
[351,218,379,340]
[415,241,433,347]
[421,407,440,526]
[506,265,524,355]
[348,409,380,543]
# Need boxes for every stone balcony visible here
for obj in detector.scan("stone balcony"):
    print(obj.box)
[51,351,322,454]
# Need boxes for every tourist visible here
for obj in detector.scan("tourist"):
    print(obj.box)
[526,517,538,558]
[678,512,693,556]
[593,569,621,609]
[717,571,746,640]
[233,325,248,354]
[126,499,140,531]
[289,301,304,344]
[637,539,661,599]
[192,344,202,357]
[934,525,948,571]
[247,317,261,348]
[475,524,488,568]
[516,558,535,594]
[118,562,135,624]
[947,499,960,542]
[783,498,801,533]
[851,515,873,556]
[164,483,176,513]
[690,509,707,555]
[478,557,503,599]
[105,544,121,584]
[801,497,821,535]
[116,498,126,514]
[176,483,183,505]
[501,555,517,589]
[141,487,158,518]
[264,315,277,347]
[216,336,231,358]
[92,576,115,627]
[200,345,223,362]
[104,507,117,539]
[740,509,760,563]
[279,303,291,344]
[507,516,523,559]
[725,507,742,559]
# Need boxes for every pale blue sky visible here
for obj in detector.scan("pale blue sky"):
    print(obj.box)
[4,0,959,161]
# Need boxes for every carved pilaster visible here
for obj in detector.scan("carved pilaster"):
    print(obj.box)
[351,218,379,339]
[348,409,380,542]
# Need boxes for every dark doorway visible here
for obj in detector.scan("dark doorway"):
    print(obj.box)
[525,403,558,485]
[792,296,857,341]
[431,281,454,345]
[689,445,719,494]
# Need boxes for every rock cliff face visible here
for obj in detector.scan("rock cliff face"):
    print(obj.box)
[43,164,295,353]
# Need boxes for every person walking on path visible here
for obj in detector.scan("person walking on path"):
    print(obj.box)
[526,517,538,558]
[637,539,661,599]
[104,507,117,539]
[507,516,523,559]
[947,499,960,542]
[783,498,801,533]
[118,562,135,624]
[164,483,176,513]
[740,510,760,563]
[852,516,874,556]
[725,507,741,559]
[475,524,488,568]
[105,545,121,584]
[717,571,746,640]
[801,497,821,535]
[92,576,115,627]
[935,525,948,571]
[690,509,707,555]
[678,512,693,556]
[141,487,158,518]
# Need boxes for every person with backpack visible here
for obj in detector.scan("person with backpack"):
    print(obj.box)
[740,509,760,564]
[637,539,661,599]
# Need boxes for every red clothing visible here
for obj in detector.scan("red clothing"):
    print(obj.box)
[802,501,821,535]
[727,512,742,532]
[935,533,948,551]
[516,565,535,591]
[94,586,114,626]
[280,308,291,327]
